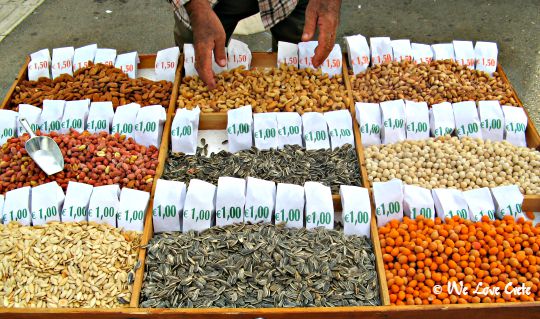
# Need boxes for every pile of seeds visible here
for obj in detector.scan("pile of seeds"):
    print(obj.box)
[365,136,540,194]
[9,63,173,109]
[350,60,516,105]
[141,223,380,308]
[178,65,349,114]
[0,222,141,308]
[163,144,361,192]
[0,130,159,194]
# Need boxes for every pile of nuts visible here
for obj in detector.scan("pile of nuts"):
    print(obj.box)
[9,63,173,109]
[0,130,159,194]
[178,65,350,114]
[0,221,141,308]
[365,136,540,194]
[351,60,516,105]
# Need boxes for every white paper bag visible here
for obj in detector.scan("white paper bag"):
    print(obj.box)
[345,34,370,74]
[475,41,498,75]
[432,188,470,220]
[304,181,334,230]
[431,43,455,62]
[73,44,98,72]
[502,105,528,147]
[227,39,251,70]
[171,107,200,154]
[463,188,496,221]
[430,102,455,137]
[403,184,435,220]
[17,104,42,136]
[88,184,120,227]
[478,100,504,141]
[182,179,216,232]
[411,43,433,64]
[227,105,253,153]
[405,100,430,140]
[253,113,278,150]
[51,47,75,79]
[490,185,525,220]
[155,46,180,82]
[277,41,299,67]
[244,177,276,224]
[94,48,117,66]
[31,182,64,226]
[452,40,475,69]
[117,188,149,232]
[370,37,393,65]
[3,187,31,225]
[276,112,303,148]
[115,52,138,79]
[324,110,354,149]
[302,112,330,150]
[373,179,404,227]
[274,183,304,228]
[0,110,18,145]
[298,41,318,69]
[87,101,114,134]
[391,39,413,62]
[340,185,371,237]
[134,105,167,147]
[28,48,51,80]
[380,99,406,144]
[61,181,93,222]
[320,44,343,77]
[112,103,141,139]
[356,102,382,146]
[153,179,186,232]
[183,44,197,77]
[60,99,90,133]
[40,100,65,133]
[215,177,246,226]
[453,101,482,139]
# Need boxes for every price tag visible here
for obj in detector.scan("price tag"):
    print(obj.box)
[431,43,455,62]
[463,188,496,222]
[298,41,317,69]
[320,44,342,77]
[478,100,504,141]
[51,47,75,79]
[277,41,299,67]
[391,39,413,62]
[31,181,64,226]
[276,112,303,148]
[117,188,150,232]
[411,43,433,64]
[134,105,167,147]
[155,46,180,82]
[112,103,141,139]
[430,102,455,137]
[60,99,90,133]
[73,44,98,72]
[3,186,31,225]
[254,113,278,150]
[380,99,406,144]
[370,37,393,65]
[0,110,18,145]
[502,105,528,147]
[17,104,42,136]
[153,179,186,232]
[88,184,120,227]
[403,184,435,220]
[28,48,51,80]
[227,39,251,70]
[183,43,197,77]
[171,107,200,154]
[274,183,304,228]
[87,102,114,134]
[61,181,93,222]
[304,181,334,230]
[453,40,475,69]
[453,101,482,139]
[244,177,276,224]
[373,179,404,227]
[405,100,430,140]
[215,177,246,226]
[94,48,117,66]
[182,179,216,232]
[302,112,330,150]
[340,185,371,237]
[474,41,498,75]
[227,105,253,153]
[345,34,370,74]
[115,52,138,79]
[324,110,354,149]
[355,102,382,146]
[40,100,65,133]
[490,185,525,220]
[432,188,471,220]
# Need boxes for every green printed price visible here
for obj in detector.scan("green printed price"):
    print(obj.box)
[457,123,479,136]
[306,211,332,227]
[124,210,144,222]
[478,209,495,220]
[448,209,468,219]
[8,209,28,221]
[215,206,241,221]
[344,210,369,226]
[113,123,134,134]
[278,126,300,137]
[481,119,502,131]
[304,130,327,142]
[61,119,83,130]
[135,121,157,133]
[501,204,522,218]
[184,208,211,222]
[360,123,380,135]
[153,205,177,219]
[244,206,270,220]
[506,122,526,133]
[406,121,429,133]
[254,128,276,140]
[275,208,301,223]
[90,206,116,220]
[62,206,87,218]
[88,119,108,131]
[411,207,433,219]
[227,123,250,136]
[1,127,14,139]
[329,128,352,138]
[41,120,62,132]
[384,118,404,129]
[376,201,400,217]
[171,125,192,137]
[32,206,58,221]
[434,127,453,137]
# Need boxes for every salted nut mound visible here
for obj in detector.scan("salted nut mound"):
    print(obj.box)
[351,60,516,105]
[178,65,349,114]
[9,63,173,109]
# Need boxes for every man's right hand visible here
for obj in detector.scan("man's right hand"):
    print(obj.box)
[185,0,226,89]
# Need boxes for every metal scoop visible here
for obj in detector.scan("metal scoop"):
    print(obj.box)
[19,117,64,175]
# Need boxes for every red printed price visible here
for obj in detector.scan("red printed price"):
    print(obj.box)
[52,60,72,70]
[120,64,134,73]
[301,56,313,67]
[376,54,392,64]
[29,61,49,71]
[481,58,496,67]
[76,61,91,70]
[281,56,298,65]
[325,58,341,68]
[353,55,369,66]
[230,54,247,64]
[156,61,176,70]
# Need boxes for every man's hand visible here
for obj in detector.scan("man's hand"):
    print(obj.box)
[186,0,226,89]
[301,0,342,67]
